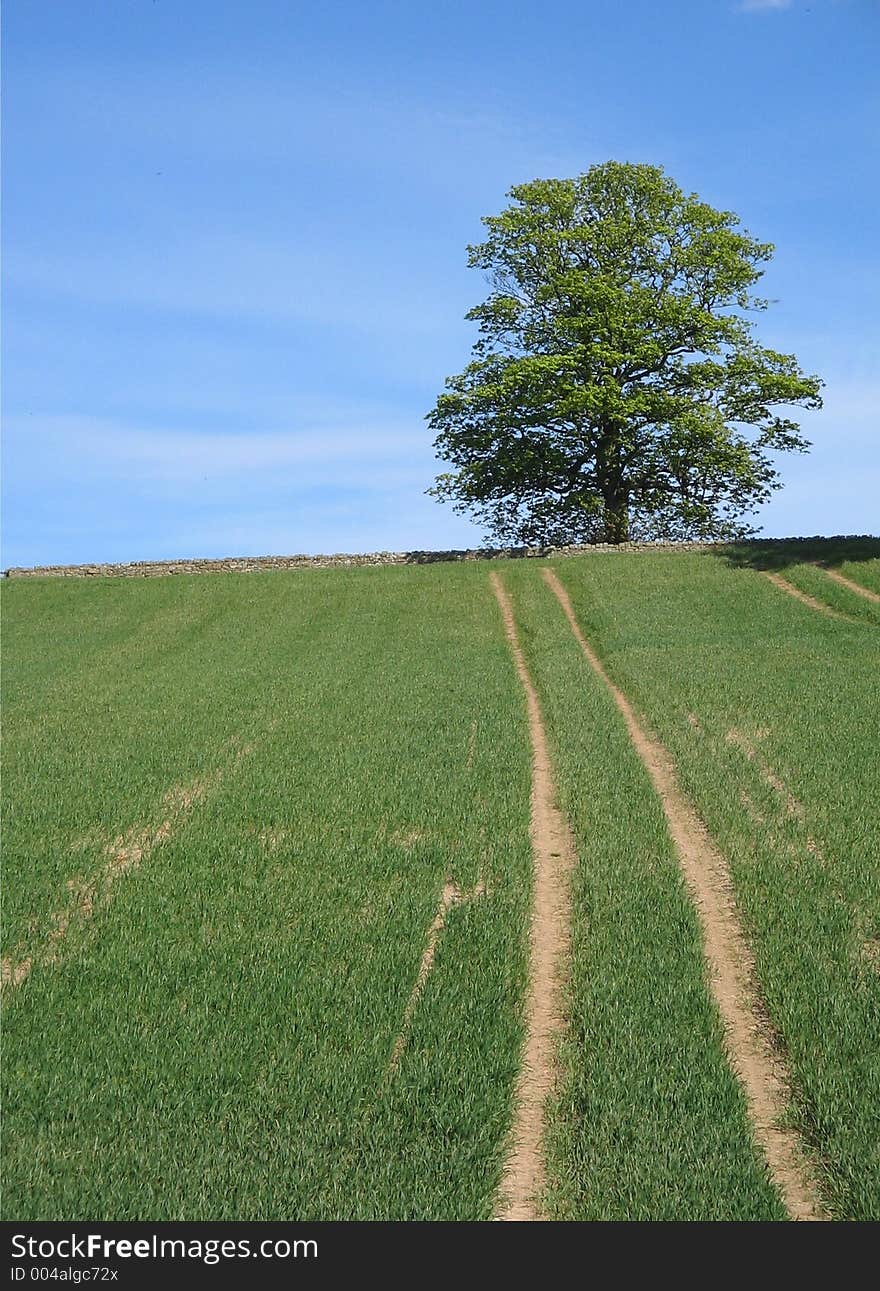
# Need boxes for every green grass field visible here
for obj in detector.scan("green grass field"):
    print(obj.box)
[530,545,880,1219]
[2,538,878,1219]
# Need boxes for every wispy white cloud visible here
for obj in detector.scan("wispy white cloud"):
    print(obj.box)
[5,236,464,337]
[0,413,483,565]
[3,414,430,486]
[739,0,794,12]
[158,498,483,562]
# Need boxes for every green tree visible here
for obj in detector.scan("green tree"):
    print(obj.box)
[428,162,822,545]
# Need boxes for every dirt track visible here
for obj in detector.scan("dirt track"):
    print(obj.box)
[491,572,576,1222]
[542,567,826,1222]
[763,571,848,620]
[815,564,880,605]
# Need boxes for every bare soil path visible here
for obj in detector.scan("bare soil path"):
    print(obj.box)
[813,563,880,605]
[762,571,849,620]
[490,572,576,1222]
[542,567,826,1222]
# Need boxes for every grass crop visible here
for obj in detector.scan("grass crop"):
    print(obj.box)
[3,535,877,1221]
[541,539,880,1219]
[770,563,880,626]
[719,536,880,623]
[502,566,785,1219]
[836,560,880,598]
[2,567,533,1219]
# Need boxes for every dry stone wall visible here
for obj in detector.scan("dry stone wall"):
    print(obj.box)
[4,536,858,579]
[4,542,721,579]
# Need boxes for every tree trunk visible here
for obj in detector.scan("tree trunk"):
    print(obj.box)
[602,497,630,544]
[596,423,629,544]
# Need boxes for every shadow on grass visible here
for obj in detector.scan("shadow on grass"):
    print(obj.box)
[716,535,880,572]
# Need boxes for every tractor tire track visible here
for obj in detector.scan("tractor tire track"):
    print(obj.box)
[542,566,826,1222]
[490,571,576,1222]
[762,571,849,621]
[813,564,880,605]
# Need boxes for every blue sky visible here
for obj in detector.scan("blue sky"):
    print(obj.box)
[3,0,877,566]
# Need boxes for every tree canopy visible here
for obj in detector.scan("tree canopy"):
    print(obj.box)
[428,162,822,545]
